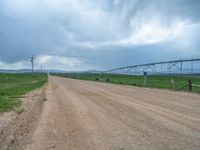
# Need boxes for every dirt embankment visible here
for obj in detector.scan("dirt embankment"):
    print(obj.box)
[0,86,47,150]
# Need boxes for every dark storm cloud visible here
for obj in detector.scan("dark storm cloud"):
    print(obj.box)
[0,0,200,70]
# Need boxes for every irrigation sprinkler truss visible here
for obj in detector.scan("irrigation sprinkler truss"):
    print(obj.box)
[103,58,200,75]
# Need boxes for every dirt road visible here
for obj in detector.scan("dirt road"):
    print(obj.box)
[26,76,200,150]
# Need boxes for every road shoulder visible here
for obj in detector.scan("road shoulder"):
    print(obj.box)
[0,86,47,150]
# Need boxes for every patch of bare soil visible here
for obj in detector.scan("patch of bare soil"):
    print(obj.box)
[0,86,46,150]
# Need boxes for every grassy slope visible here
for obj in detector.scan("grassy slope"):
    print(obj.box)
[55,73,200,93]
[0,73,47,112]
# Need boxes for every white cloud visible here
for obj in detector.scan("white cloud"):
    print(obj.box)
[76,19,194,49]
[0,60,29,70]
[38,55,95,71]
[0,55,94,71]
[119,20,190,45]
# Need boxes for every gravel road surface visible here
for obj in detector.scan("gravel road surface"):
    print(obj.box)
[26,76,200,150]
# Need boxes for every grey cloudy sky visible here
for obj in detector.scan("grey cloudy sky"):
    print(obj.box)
[0,0,200,71]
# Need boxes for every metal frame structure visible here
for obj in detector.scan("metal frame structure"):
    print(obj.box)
[103,58,200,75]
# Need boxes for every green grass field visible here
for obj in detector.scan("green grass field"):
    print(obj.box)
[0,73,47,112]
[54,73,200,93]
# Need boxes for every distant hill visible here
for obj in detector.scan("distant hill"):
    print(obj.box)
[0,69,67,74]
[0,69,31,73]
[0,69,103,74]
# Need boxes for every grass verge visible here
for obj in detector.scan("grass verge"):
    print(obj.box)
[53,73,200,93]
[0,73,47,112]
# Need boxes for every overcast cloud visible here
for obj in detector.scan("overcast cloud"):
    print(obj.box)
[0,0,200,71]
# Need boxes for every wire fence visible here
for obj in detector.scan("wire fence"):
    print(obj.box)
[192,84,200,88]
[178,83,200,91]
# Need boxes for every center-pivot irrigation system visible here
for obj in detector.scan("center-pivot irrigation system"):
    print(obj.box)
[103,58,200,75]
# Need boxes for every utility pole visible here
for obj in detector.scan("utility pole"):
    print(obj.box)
[143,71,147,87]
[41,65,43,73]
[29,55,36,75]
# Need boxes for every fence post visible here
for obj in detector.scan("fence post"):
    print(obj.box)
[188,79,192,92]
[144,72,147,87]
[171,79,175,90]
